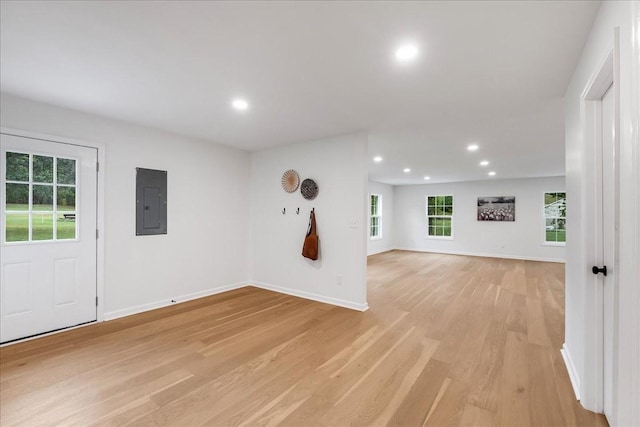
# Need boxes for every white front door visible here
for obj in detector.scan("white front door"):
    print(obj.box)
[1,133,97,343]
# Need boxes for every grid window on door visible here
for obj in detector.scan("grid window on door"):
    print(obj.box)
[427,195,453,237]
[370,194,381,239]
[544,192,566,243]
[4,151,77,243]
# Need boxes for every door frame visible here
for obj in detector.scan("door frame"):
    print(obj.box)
[577,29,620,414]
[0,127,106,328]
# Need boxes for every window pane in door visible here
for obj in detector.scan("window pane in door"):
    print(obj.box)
[32,185,53,211]
[6,183,28,210]
[32,213,53,241]
[57,158,76,185]
[57,187,76,211]
[57,215,76,240]
[33,155,53,183]
[6,152,29,182]
[5,213,28,242]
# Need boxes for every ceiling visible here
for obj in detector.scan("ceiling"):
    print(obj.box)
[0,1,600,185]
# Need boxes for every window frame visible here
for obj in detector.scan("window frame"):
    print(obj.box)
[426,194,454,240]
[370,193,382,240]
[542,191,566,246]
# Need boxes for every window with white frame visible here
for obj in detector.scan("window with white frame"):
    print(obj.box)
[544,192,566,243]
[427,195,453,238]
[370,194,381,239]
[4,151,77,243]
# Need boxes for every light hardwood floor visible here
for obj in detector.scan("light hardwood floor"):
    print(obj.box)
[0,251,608,426]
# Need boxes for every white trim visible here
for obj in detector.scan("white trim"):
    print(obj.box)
[561,343,581,401]
[577,32,620,413]
[627,4,640,426]
[104,281,248,321]
[249,281,369,312]
[582,50,614,101]
[1,126,106,323]
[542,242,566,247]
[394,247,565,263]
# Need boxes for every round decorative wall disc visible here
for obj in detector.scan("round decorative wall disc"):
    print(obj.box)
[300,178,319,200]
[281,170,300,193]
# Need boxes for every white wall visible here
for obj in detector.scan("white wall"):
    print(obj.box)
[1,93,251,319]
[564,1,640,425]
[394,176,566,262]
[368,181,394,255]
[250,133,368,311]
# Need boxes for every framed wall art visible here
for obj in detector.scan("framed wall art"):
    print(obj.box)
[477,196,515,221]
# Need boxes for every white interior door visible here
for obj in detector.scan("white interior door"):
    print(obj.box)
[1,134,97,343]
[600,83,616,419]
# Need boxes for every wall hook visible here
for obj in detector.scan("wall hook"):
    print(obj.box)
[282,208,286,215]
[296,208,300,215]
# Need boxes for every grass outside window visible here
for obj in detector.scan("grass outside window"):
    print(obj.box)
[5,204,76,242]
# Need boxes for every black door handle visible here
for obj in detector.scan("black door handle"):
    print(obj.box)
[592,265,607,276]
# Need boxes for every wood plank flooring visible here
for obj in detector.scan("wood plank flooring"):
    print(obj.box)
[0,251,608,426]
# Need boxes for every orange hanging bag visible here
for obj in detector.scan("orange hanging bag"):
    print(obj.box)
[302,209,319,260]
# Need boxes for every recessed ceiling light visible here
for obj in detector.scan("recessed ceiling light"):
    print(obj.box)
[480,160,489,166]
[424,176,430,180]
[395,44,419,62]
[231,98,249,111]
[403,168,411,173]
[373,156,383,162]
[488,171,496,176]
[467,144,479,151]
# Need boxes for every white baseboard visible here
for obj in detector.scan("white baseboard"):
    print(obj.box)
[367,248,394,256]
[393,247,565,263]
[249,281,369,312]
[103,281,249,321]
[561,343,581,401]
[104,279,369,321]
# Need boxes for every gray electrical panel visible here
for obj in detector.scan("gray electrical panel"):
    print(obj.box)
[136,168,167,235]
